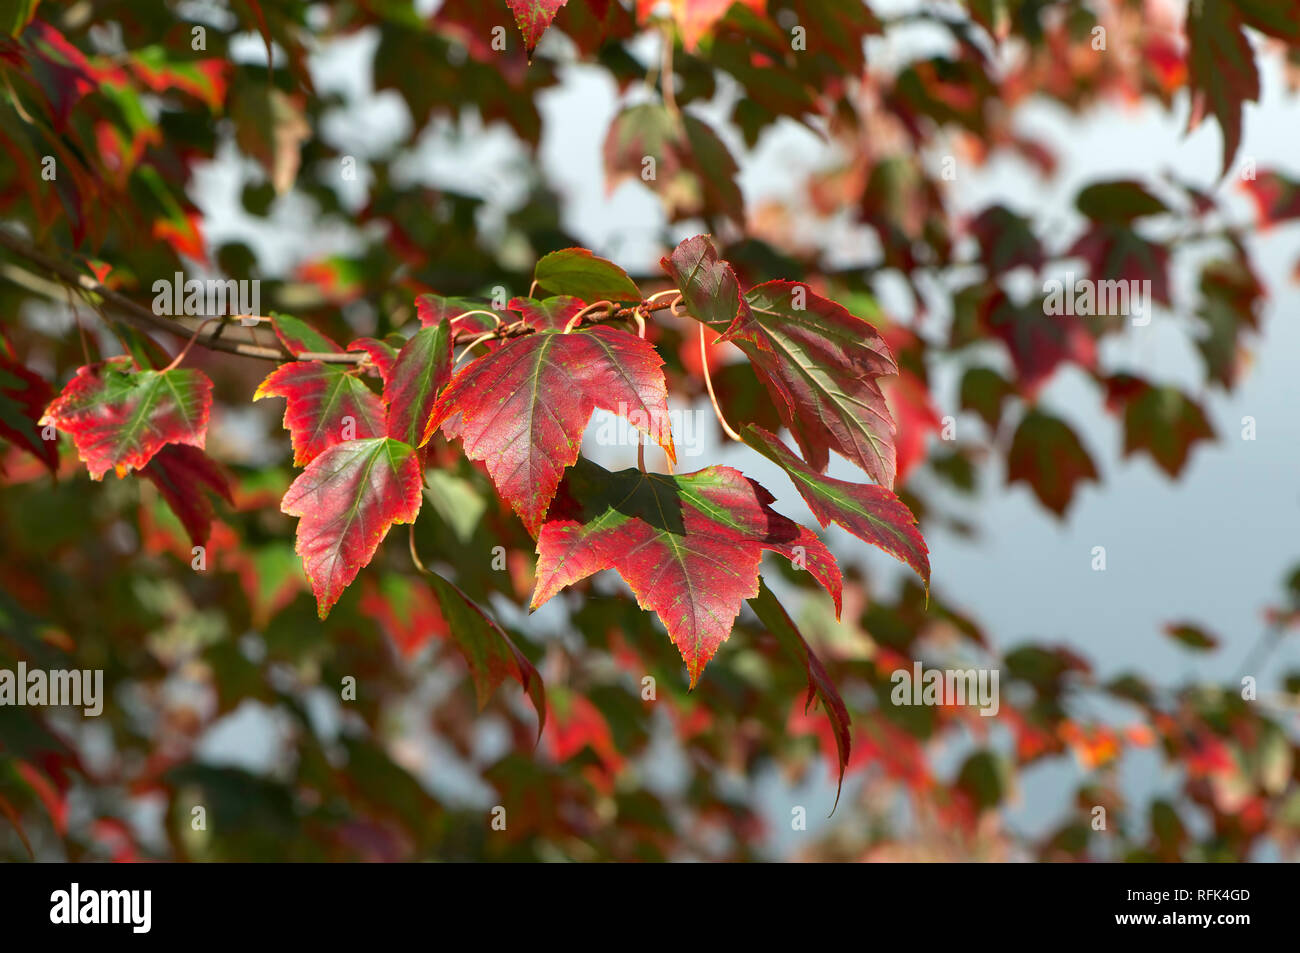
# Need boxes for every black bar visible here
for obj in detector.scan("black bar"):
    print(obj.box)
[0,861,1278,940]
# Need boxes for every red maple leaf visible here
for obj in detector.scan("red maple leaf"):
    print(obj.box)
[41,357,212,480]
[280,436,424,618]
[254,362,386,466]
[664,235,899,486]
[430,326,676,535]
[531,457,841,687]
[140,444,233,546]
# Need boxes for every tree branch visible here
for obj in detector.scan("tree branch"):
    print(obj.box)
[0,231,676,368]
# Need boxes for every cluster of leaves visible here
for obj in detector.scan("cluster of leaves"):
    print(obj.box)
[1,0,1299,862]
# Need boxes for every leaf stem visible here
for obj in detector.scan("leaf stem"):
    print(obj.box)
[660,21,679,122]
[162,317,219,372]
[563,300,615,333]
[698,323,741,442]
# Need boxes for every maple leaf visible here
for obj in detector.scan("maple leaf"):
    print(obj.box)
[1163,622,1219,652]
[384,323,452,448]
[280,436,423,618]
[532,247,641,303]
[1196,256,1265,388]
[140,444,233,546]
[664,235,898,486]
[959,365,1016,431]
[742,425,930,588]
[254,362,386,466]
[270,312,341,356]
[1006,410,1098,517]
[982,288,1096,394]
[1104,376,1216,478]
[415,295,505,335]
[0,350,57,473]
[1075,180,1169,223]
[425,569,546,736]
[430,326,675,535]
[604,104,744,222]
[968,205,1043,275]
[1067,223,1172,306]
[531,457,841,687]
[505,0,569,59]
[363,572,446,658]
[507,295,585,331]
[346,337,400,389]
[41,357,212,479]
[1185,0,1259,174]
[748,577,851,807]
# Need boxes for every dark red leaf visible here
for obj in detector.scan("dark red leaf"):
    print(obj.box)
[0,350,57,473]
[743,425,929,587]
[140,444,233,546]
[1006,410,1098,517]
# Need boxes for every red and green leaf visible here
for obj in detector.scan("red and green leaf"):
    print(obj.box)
[1104,376,1216,478]
[666,236,898,486]
[415,295,504,335]
[346,337,400,389]
[41,357,212,479]
[279,436,423,618]
[430,326,675,534]
[532,457,841,687]
[270,312,341,356]
[426,569,546,736]
[1185,0,1259,174]
[505,0,569,58]
[508,295,585,331]
[254,362,386,466]
[748,577,851,806]
[604,105,743,222]
[743,425,929,587]
[385,323,453,448]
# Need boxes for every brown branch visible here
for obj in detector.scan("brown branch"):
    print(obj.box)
[0,229,293,362]
[0,230,680,367]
